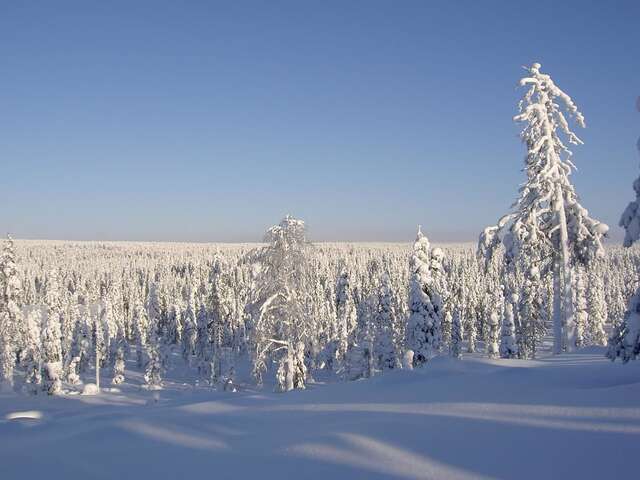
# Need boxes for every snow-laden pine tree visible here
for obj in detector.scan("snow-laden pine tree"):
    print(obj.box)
[518,266,545,358]
[406,227,442,367]
[146,281,162,336]
[500,301,518,358]
[374,273,400,370]
[586,265,607,346]
[76,306,92,374]
[144,326,163,389]
[166,303,182,346]
[132,301,148,368]
[479,63,608,354]
[0,235,22,389]
[97,295,114,367]
[195,300,214,384]
[485,287,503,359]
[466,312,477,354]
[345,294,376,380]
[92,305,104,389]
[249,215,310,391]
[209,257,237,382]
[111,323,126,385]
[181,288,197,364]
[486,312,500,359]
[42,270,63,395]
[442,310,452,347]
[330,268,355,373]
[65,306,84,385]
[608,97,640,362]
[450,309,463,359]
[573,267,588,348]
[22,308,43,393]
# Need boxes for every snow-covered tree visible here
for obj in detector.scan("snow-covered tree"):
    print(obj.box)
[22,309,43,394]
[165,303,182,346]
[345,294,376,380]
[92,306,104,389]
[146,281,162,335]
[249,215,311,391]
[586,265,607,346]
[195,300,214,384]
[518,266,545,358]
[573,267,588,348]
[486,312,500,359]
[132,301,148,368]
[327,268,355,373]
[608,96,640,362]
[479,63,608,354]
[0,235,22,389]
[181,289,197,364]
[42,270,63,395]
[500,301,518,358]
[144,327,163,389]
[485,287,503,359]
[466,313,477,353]
[374,274,400,370]
[406,227,442,366]
[65,307,84,385]
[450,309,463,359]
[111,324,126,385]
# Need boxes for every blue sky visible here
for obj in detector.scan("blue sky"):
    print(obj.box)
[1,1,638,242]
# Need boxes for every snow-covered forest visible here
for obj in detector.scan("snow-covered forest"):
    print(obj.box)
[0,230,638,395]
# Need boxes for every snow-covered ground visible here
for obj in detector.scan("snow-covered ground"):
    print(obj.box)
[1,349,638,480]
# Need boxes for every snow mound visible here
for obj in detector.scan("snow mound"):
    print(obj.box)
[5,410,43,421]
[81,383,100,396]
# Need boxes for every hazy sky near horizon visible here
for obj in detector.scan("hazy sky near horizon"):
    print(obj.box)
[1,1,639,243]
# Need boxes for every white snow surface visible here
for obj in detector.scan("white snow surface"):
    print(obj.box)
[1,349,639,480]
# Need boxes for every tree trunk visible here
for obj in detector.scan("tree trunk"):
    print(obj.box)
[552,183,575,353]
[552,260,563,354]
[95,344,100,390]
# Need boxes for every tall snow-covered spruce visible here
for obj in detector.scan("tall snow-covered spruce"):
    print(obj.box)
[608,96,640,362]
[0,235,22,389]
[249,215,311,392]
[479,63,608,354]
[406,226,442,366]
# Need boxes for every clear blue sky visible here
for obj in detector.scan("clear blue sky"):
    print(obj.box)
[1,1,638,242]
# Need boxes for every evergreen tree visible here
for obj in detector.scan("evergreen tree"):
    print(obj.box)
[406,227,442,366]
[111,324,126,385]
[573,267,588,348]
[195,300,214,384]
[181,289,198,364]
[132,301,148,368]
[250,215,310,391]
[586,265,607,346]
[0,235,22,389]
[500,302,518,358]
[332,268,355,373]
[345,294,376,380]
[466,314,477,354]
[518,266,545,358]
[450,309,463,359]
[486,312,500,359]
[608,96,640,362]
[42,270,63,395]
[480,63,608,354]
[21,309,42,394]
[144,327,163,389]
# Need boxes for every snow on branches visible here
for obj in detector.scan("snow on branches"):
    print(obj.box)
[479,63,608,354]
[608,97,640,362]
